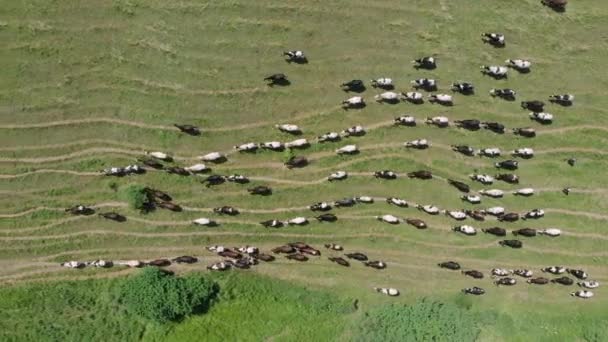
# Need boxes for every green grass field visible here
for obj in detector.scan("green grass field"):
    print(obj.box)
[1,0,608,340]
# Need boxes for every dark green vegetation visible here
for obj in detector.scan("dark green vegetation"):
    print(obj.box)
[120,268,217,323]
[1,0,608,340]
[120,183,150,211]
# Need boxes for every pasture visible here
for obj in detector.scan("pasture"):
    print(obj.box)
[1,0,608,340]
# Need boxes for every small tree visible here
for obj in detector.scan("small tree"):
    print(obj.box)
[282,148,295,163]
[120,184,150,211]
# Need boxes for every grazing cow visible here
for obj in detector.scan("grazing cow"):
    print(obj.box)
[236,246,259,255]
[61,261,85,269]
[285,156,308,169]
[413,56,436,69]
[490,88,516,100]
[566,158,577,167]
[387,197,409,207]
[512,127,536,138]
[492,268,510,277]
[184,163,208,173]
[571,290,594,299]
[138,157,164,169]
[481,65,508,78]
[341,79,365,92]
[335,198,356,207]
[374,170,397,180]
[342,96,365,109]
[542,266,566,274]
[89,260,113,268]
[172,256,198,264]
[342,125,365,137]
[483,227,507,236]
[166,166,189,176]
[324,243,343,251]
[405,139,429,149]
[567,269,588,280]
[148,259,171,267]
[336,145,359,155]
[428,94,453,105]
[461,195,481,204]
[513,188,534,196]
[438,261,461,270]
[145,151,172,161]
[499,240,523,248]
[542,0,568,12]
[402,91,424,104]
[448,179,470,193]
[206,245,226,253]
[451,82,474,94]
[248,186,272,196]
[227,174,249,184]
[318,132,341,143]
[495,160,518,170]
[470,173,494,185]
[264,73,289,86]
[376,214,400,224]
[260,141,284,151]
[371,78,393,89]
[310,202,332,211]
[406,218,427,229]
[482,33,505,46]
[578,281,600,289]
[329,257,350,267]
[346,252,368,261]
[394,115,416,126]
[417,204,440,215]
[200,152,226,163]
[506,59,531,71]
[355,196,374,204]
[496,173,519,184]
[465,210,485,221]
[479,147,501,157]
[539,228,561,237]
[174,124,200,135]
[287,217,309,226]
[328,171,348,181]
[299,247,321,256]
[512,148,534,159]
[374,287,400,296]
[494,277,517,286]
[375,91,400,103]
[530,112,553,124]
[193,218,217,226]
[65,205,94,216]
[276,124,301,134]
[522,209,544,220]
[425,116,449,127]
[513,228,536,237]
[316,213,337,222]
[365,260,387,269]
[513,269,533,278]
[480,189,504,198]
[124,164,144,175]
[549,94,574,105]
[102,167,126,177]
[453,225,477,236]
[260,220,284,228]
[283,50,307,63]
[234,142,259,153]
[462,270,484,279]
[444,210,467,220]
[143,187,172,202]
[521,100,545,112]
[484,206,505,216]
[455,119,481,130]
[407,170,432,179]
[217,249,242,259]
[552,276,574,286]
[285,138,309,149]
[528,277,550,285]
[207,261,231,271]
[411,78,437,91]
[462,287,485,295]
[482,122,506,134]
[98,212,126,222]
[498,212,520,222]
[453,145,475,156]
[286,254,309,261]
[201,175,225,187]
[272,245,296,254]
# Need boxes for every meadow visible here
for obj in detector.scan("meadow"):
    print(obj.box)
[1,0,608,340]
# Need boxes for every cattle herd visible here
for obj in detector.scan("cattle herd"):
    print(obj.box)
[61,0,596,300]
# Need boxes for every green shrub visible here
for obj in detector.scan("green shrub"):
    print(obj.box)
[119,268,218,323]
[353,298,479,342]
[119,184,150,211]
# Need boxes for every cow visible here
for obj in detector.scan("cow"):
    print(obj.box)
[451,82,474,94]
[264,73,289,86]
[138,157,164,169]
[310,202,332,211]
[336,145,359,155]
[417,204,440,215]
[483,227,507,236]
[425,116,449,128]
[375,91,400,103]
[145,151,172,161]
[371,78,393,89]
[387,197,408,207]
[365,261,387,269]
[285,156,308,169]
[505,59,532,72]
[522,209,544,220]
[276,124,301,135]
[374,287,400,296]
[184,163,208,173]
[539,228,561,237]
[542,0,568,12]
[549,94,574,105]
[512,269,533,278]
[287,217,309,226]
[438,261,461,270]
[324,243,343,251]
[490,88,516,100]
[98,212,126,222]
[342,125,366,137]
[527,277,550,285]
[341,79,365,92]
[499,240,522,248]
[453,225,477,236]
[402,91,424,104]
[345,252,368,261]
[491,268,510,277]
[513,228,536,237]
[374,170,397,179]
[480,189,504,198]
[444,210,467,220]
[335,198,356,207]
[495,160,518,170]
[328,171,348,181]
[521,100,545,112]
[407,170,433,179]
[461,195,482,204]
[316,213,337,222]
[465,210,485,221]
[406,218,427,229]
[355,196,374,204]
[271,245,296,254]
[329,257,350,267]
[234,142,259,152]
[512,127,536,138]
[513,188,534,196]
[571,290,594,299]
[172,256,198,264]
[248,186,272,196]
[165,166,189,176]
[147,259,171,267]
[482,122,506,134]
[512,148,534,159]
[496,173,519,184]
[405,139,429,149]
[567,269,588,280]
[201,175,225,187]
[283,50,307,63]
[285,253,309,261]
[452,145,475,156]
[462,270,484,279]
[498,212,519,222]
[428,94,453,105]
[61,261,85,269]
[530,112,553,124]
[376,214,400,224]
[174,124,200,135]
[207,261,231,271]
[318,132,341,143]
[193,218,217,226]
[494,277,517,286]
[412,56,436,69]
[394,115,416,126]
[411,78,437,91]
[260,141,284,151]
[482,33,505,46]
[66,205,94,216]
[552,276,574,286]
[481,65,508,78]
[484,206,505,216]
[479,147,501,157]
[578,281,600,289]
[470,174,494,185]
[462,287,485,295]
[285,138,309,149]
[455,119,481,130]
[448,179,470,193]
[542,266,566,274]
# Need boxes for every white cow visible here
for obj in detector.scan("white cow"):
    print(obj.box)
[523,209,544,219]
[285,138,309,148]
[376,214,400,224]
[375,91,400,102]
[261,141,284,151]
[184,163,208,173]
[402,91,423,103]
[418,204,440,215]
[513,148,534,158]
[530,112,553,123]
[506,59,531,70]
[405,139,429,149]
[514,188,535,196]
[117,260,143,268]
[428,94,453,105]
[318,132,340,142]
[571,290,594,299]
[394,115,416,126]
[206,245,226,253]
[275,124,301,134]
[61,261,85,269]
[453,225,477,236]
[481,65,508,77]
[491,268,510,277]
[200,152,225,162]
[145,151,170,160]
[90,260,112,268]
[371,78,393,88]
[461,195,481,204]
[355,196,374,203]
[578,281,600,289]
[387,197,408,207]
[478,147,501,157]
[342,125,365,136]
[484,206,505,216]
[425,116,449,127]
[470,174,494,185]
[237,246,259,254]
[102,167,124,176]
[207,261,231,271]
[234,142,258,152]
[287,217,309,225]
[336,144,359,155]
[374,287,400,296]
[539,228,561,237]
[342,96,365,108]
[480,189,504,198]
[444,210,467,220]
[193,218,217,226]
[328,171,348,181]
